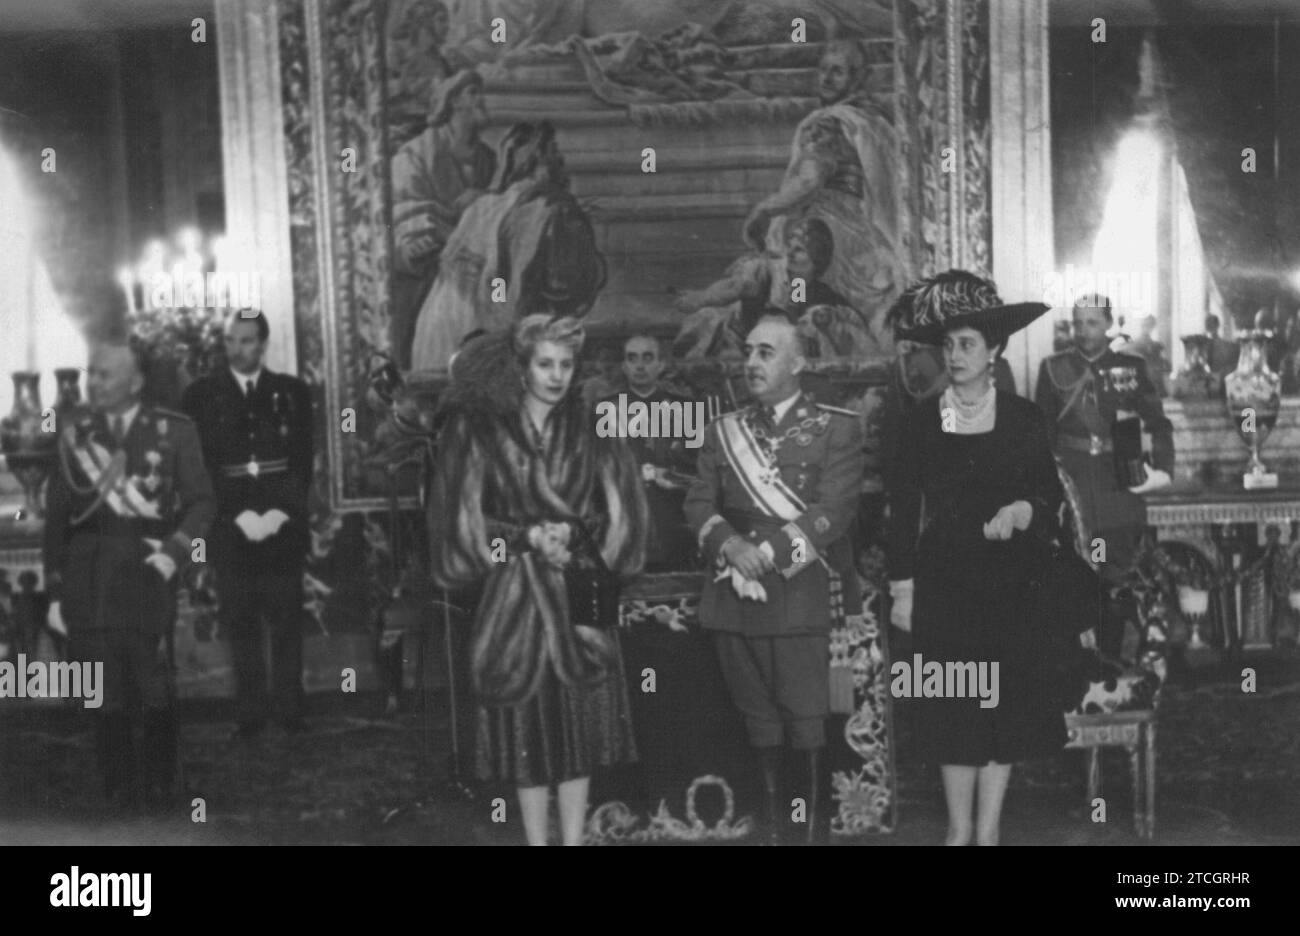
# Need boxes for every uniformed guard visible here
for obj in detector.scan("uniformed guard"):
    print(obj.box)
[44,339,215,813]
[685,313,865,845]
[180,310,313,742]
[1035,294,1173,656]
[601,333,698,572]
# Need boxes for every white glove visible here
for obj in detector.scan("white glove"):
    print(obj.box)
[1128,464,1171,494]
[529,522,572,569]
[47,600,67,637]
[234,509,266,542]
[728,567,768,602]
[889,579,914,633]
[262,509,290,536]
[144,551,178,582]
[983,500,1033,541]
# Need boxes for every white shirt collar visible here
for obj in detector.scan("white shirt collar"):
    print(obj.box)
[233,367,263,393]
[771,390,802,425]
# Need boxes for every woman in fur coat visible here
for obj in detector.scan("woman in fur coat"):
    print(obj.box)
[429,314,649,845]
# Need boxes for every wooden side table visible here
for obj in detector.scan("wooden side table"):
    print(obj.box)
[1064,710,1156,839]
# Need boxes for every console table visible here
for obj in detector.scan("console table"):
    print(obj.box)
[1143,482,1300,651]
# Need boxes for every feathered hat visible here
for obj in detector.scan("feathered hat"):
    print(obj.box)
[889,269,1050,347]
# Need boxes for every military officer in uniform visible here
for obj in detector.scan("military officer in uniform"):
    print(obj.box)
[1036,294,1173,656]
[181,310,313,741]
[601,333,698,571]
[685,313,865,845]
[44,339,215,812]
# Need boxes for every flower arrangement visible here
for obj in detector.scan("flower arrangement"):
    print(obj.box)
[126,304,227,409]
[1146,544,1210,591]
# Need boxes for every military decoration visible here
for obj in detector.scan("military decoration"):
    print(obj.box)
[1105,366,1139,395]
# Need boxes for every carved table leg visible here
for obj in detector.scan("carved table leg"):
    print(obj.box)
[1086,747,1101,808]
[1128,742,1143,838]
[1144,720,1157,839]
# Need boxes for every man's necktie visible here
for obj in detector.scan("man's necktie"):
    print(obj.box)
[111,414,125,444]
[245,379,255,398]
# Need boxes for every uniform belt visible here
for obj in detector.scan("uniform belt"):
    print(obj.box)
[72,515,171,539]
[721,510,788,536]
[1057,434,1112,456]
[221,458,289,478]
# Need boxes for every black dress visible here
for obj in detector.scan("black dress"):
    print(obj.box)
[887,392,1067,766]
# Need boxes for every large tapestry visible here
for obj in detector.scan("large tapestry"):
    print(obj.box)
[286,0,991,509]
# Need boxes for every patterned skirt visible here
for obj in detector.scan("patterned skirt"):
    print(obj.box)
[476,630,639,787]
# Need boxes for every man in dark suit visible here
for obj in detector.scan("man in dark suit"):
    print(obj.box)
[601,334,698,571]
[685,314,865,845]
[45,339,215,812]
[181,310,313,741]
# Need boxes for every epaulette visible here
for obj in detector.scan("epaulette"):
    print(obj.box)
[814,402,858,417]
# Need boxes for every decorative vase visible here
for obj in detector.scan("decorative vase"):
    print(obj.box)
[1223,330,1281,489]
[53,368,81,410]
[0,372,58,522]
[1172,335,1220,400]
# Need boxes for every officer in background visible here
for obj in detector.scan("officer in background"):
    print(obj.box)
[1205,314,1240,376]
[181,310,313,742]
[685,314,865,845]
[1036,294,1173,657]
[601,333,698,571]
[44,339,214,812]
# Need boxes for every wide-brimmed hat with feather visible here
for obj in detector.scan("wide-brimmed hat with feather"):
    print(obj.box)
[888,269,1050,347]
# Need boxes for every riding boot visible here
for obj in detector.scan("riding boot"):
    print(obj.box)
[756,746,783,846]
[141,708,179,815]
[802,746,829,845]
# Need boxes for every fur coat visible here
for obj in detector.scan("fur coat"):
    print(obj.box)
[429,337,649,706]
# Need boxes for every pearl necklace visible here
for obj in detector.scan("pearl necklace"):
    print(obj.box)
[941,383,996,434]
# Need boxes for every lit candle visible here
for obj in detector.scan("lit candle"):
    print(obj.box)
[178,226,201,255]
[171,261,186,309]
[211,235,229,272]
[117,266,137,316]
[136,264,151,311]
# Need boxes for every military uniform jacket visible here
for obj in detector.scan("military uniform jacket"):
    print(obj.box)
[1035,347,1173,534]
[600,386,700,569]
[43,404,215,630]
[684,393,865,636]
[180,369,313,565]
[1036,347,1173,469]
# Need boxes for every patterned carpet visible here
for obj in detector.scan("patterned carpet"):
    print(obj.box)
[2,652,1297,845]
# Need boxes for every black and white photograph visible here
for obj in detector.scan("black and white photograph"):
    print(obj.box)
[0,0,1295,876]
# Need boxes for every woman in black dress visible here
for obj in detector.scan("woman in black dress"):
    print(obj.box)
[886,271,1064,846]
